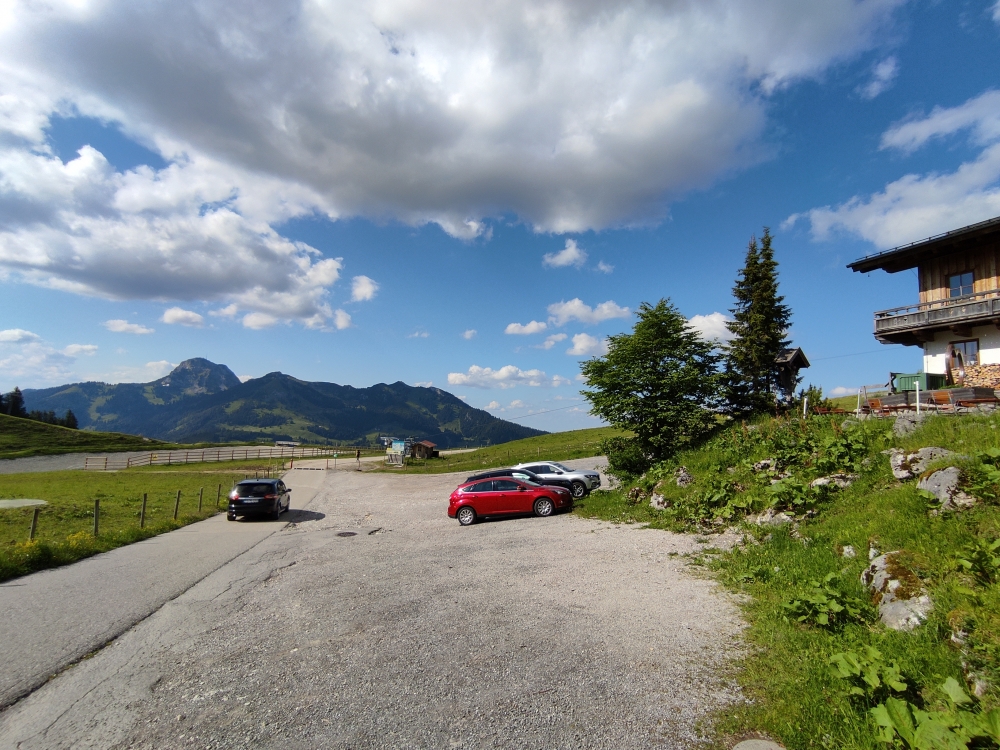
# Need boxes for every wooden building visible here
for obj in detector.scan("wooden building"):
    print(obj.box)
[848,216,1000,385]
[410,440,438,459]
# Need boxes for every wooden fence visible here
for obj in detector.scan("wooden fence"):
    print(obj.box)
[84,445,363,471]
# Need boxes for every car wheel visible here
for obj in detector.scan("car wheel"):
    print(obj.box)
[457,506,477,526]
[272,503,282,521]
[227,513,236,521]
[534,497,555,517]
[570,481,586,499]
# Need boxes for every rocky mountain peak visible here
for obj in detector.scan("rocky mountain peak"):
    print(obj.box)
[155,358,242,397]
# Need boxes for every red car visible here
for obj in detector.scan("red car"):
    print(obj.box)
[448,477,572,526]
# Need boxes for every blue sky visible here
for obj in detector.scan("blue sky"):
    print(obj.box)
[1,0,999,432]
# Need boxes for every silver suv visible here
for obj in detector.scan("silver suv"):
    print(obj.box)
[512,462,601,498]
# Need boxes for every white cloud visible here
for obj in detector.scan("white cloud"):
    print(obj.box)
[993,1,1000,23]
[161,307,204,327]
[461,329,477,340]
[238,375,254,383]
[547,299,630,326]
[596,261,614,274]
[334,309,352,330]
[447,364,566,389]
[509,399,525,408]
[505,320,548,335]
[567,333,609,356]
[790,89,1000,249]
[687,312,735,342]
[0,0,904,258]
[242,312,278,330]
[536,333,568,350]
[63,344,98,356]
[351,275,379,302]
[485,400,501,410]
[543,239,587,269]
[0,328,40,343]
[408,330,430,338]
[829,386,859,397]
[859,56,898,99]
[209,304,238,318]
[104,319,154,335]
[414,381,433,387]
[99,360,175,384]
[552,375,572,387]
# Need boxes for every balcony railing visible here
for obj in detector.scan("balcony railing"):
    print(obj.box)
[874,288,1000,334]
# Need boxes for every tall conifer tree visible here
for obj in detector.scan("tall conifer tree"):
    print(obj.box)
[724,228,791,415]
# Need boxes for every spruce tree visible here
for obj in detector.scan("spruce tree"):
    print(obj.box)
[5,387,26,418]
[724,228,791,415]
[64,410,79,429]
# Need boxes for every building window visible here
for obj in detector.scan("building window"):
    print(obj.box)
[949,271,974,298]
[951,339,979,366]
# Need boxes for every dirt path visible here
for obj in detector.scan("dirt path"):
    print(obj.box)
[0,463,744,749]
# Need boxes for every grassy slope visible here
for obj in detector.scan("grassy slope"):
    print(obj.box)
[0,413,176,458]
[381,426,625,475]
[0,466,258,582]
[573,413,1000,749]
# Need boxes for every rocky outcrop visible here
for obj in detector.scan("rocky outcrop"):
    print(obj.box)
[810,473,858,489]
[917,466,978,513]
[674,466,693,487]
[752,459,776,472]
[862,551,933,631]
[887,447,955,480]
[748,508,794,527]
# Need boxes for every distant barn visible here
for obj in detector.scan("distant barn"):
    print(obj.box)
[410,440,438,459]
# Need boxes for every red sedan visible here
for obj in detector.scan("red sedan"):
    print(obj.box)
[448,477,572,525]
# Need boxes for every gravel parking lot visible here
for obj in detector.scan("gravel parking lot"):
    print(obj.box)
[0,459,744,749]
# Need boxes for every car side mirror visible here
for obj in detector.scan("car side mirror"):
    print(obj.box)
[518,486,527,491]
[555,471,563,474]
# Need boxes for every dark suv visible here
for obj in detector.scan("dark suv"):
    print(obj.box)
[464,468,575,496]
[227,479,290,521]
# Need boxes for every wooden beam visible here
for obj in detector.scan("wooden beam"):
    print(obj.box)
[950,325,973,337]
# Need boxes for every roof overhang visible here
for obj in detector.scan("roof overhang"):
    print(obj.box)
[847,215,1000,274]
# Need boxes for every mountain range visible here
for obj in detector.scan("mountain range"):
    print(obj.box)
[21,358,545,447]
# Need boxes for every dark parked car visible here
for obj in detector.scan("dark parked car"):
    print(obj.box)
[448,477,572,526]
[227,479,290,521]
[512,462,601,498]
[464,467,575,494]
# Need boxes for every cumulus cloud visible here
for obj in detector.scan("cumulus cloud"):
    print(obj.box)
[408,330,430,338]
[104,319,154,335]
[334,309,352,330]
[0,328,41,343]
[351,275,379,302]
[543,239,587,269]
[0,330,98,385]
[536,333,568,350]
[547,299,630,326]
[209,304,238,318]
[859,56,898,99]
[994,1,1000,23]
[567,333,609,356]
[161,307,204,327]
[505,320,548,335]
[687,312,735,342]
[238,374,254,383]
[414,381,433,387]
[447,364,568,389]
[242,312,278,330]
[596,261,614,274]
[0,0,904,263]
[63,344,98,356]
[829,386,859,397]
[485,400,501,410]
[509,399,526,409]
[461,329,477,340]
[100,360,175,384]
[789,89,1000,248]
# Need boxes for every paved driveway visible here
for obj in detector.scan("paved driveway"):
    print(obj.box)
[0,460,743,749]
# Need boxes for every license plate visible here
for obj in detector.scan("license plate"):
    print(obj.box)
[242,499,259,504]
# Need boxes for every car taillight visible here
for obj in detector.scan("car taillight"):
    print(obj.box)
[264,494,277,500]
[229,491,239,500]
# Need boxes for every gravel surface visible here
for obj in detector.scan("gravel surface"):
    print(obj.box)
[0,459,744,749]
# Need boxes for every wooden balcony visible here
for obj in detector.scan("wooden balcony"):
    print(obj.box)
[873,288,1000,345]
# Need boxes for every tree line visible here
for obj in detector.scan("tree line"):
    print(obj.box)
[581,228,799,476]
[0,387,79,429]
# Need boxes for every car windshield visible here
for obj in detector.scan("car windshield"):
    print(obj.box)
[519,479,541,487]
[236,483,275,497]
[551,463,572,472]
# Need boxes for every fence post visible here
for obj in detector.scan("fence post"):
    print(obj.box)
[104,457,108,470]
[173,490,181,520]
[140,493,147,528]
[198,487,204,513]
[93,498,100,536]
[216,484,222,509]
[29,507,39,541]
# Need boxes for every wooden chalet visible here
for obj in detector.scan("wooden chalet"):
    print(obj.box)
[410,440,438,459]
[848,215,1000,387]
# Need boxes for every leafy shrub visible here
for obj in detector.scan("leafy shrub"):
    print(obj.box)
[782,573,869,629]
[871,678,1000,749]
[766,476,827,510]
[954,538,1000,586]
[829,646,909,705]
[600,435,651,479]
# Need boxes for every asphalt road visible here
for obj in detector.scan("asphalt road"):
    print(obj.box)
[0,469,328,709]
[0,458,744,749]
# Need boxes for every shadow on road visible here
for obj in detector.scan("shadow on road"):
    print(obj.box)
[284,509,325,523]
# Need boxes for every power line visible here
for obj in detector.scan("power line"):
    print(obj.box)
[503,402,585,421]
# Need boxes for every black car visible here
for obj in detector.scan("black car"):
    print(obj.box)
[227,479,290,521]
[463,468,575,496]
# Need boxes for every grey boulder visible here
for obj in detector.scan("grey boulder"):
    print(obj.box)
[674,466,694,487]
[862,552,933,631]
[810,473,858,489]
[917,466,978,512]
[887,447,955,480]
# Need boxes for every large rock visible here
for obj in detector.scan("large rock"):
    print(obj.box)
[650,493,668,510]
[893,412,928,437]
[752,458,776,472]
[749,508,793,527]
[862,552,933,631]
[810,473,858,489]
[674,466,693,487]
[887,447,955,480]
[917,466,978,512]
